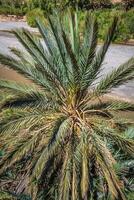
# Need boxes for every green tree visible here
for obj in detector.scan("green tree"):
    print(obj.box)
[0,11,134,200]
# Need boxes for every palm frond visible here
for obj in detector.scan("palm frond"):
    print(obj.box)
[35,19,53,56]
[68,10,80,56]
[0,80,53,109]
[12,31,66,99]
[0,79,38,94]
[80,14,98,91]
[107,100,134,111]
[90,17,118,82]
[0,10,133,200]
[30,118,72,182]
[94,135,126,200]
[59,144,72,200]
[0,126,45,175]
[83,100,134,112]
[96,57,134,94]
[96,126,134,155]
[80,131,89,199]
[47,15,70,84]
[72,160,79,200]
[0,53,59,98]
[0,108,52,136]
[62,29,80,85]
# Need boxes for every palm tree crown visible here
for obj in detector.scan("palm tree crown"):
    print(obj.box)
[0,11,134,200]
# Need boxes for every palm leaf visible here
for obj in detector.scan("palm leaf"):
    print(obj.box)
[0,10,133,200]
[86,16,118,88]
[95,57,134,94]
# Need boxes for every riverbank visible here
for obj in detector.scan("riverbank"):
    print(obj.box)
[0,14,26,22]
[114,40,134,46]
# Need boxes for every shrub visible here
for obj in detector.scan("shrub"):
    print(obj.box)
[0,6,27,15]
[26,8,45,27]
[122,0,134,10]
[125,9,134,36]
[93,9,134,42]
[0,6,9,15]
[115,9,134,41]
[64,0,112,10]
[0,0,28,15]
[91,0,112,9]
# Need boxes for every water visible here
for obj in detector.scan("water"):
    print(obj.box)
[101,44,134,101]
[0,21,38,54]
[0,22,134,101]
[0,21,37,32]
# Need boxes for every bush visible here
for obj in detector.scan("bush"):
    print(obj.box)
[114,9,134,41]
[93,9,134,42]
[0,0,28,15]
[125,9,134,36]
[78,9,134,42]
[26,8,46,27]
[0,6,27,15]
[62,0,112,10]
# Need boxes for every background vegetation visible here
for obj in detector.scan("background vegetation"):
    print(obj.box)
[26,8,134,43]
[0,0,134,15]
[0,1,134,42]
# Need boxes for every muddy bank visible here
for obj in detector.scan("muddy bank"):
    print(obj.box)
[0,14,26,22]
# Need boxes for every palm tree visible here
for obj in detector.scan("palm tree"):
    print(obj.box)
[0,11,134,200]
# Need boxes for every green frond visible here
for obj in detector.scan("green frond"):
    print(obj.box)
[0,79,38,94]
[80,14,98,90]
[67,10,80,56]
[1,95,52,110]
[48,15,70,83]
[13,28,49,67]
[107,100,134,111]
[83,100,134,113]
[96,57,134,95]
[83,101,109,111]
[0,108,48,136]
[62,29,80,85]
[35,19,53,56]
[0,54,59,98]
[17,29,67,97]
[124,127,134,139]
[30,118,72,184]
[96,126,134,155]
[0,127,45,175]
[94,135,126,200]
[91,17,118,79]
[36,18,70,89]
[80,131,89,199]
[59,143,72,200]
[0,80,55,109]
[0,10,133,199]
[72,161,79,200]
